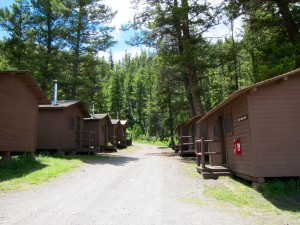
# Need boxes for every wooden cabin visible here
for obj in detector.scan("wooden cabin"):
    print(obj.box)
[118,120,128,148]
[84,113,112,150]
[0,71,50,160]
[173,123,188,153]
[37,100,95,154]
[196,69,300,183]
[178,115,204,156]
[108,119,121,149]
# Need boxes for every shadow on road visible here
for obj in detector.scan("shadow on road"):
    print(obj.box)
[74,154,140,167]
[145,151,178,158]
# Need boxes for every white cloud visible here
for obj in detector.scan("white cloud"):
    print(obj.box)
[102,0,133,30]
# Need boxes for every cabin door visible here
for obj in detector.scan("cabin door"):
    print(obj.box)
[218,115,227,164]
[76,117,81,148]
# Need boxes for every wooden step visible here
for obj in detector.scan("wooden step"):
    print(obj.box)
[197,165,232,179]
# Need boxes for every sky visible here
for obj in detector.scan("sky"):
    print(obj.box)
[0,0,241,61]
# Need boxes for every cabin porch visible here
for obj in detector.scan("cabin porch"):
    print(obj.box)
[195,137,232,179]
[178,135,196,156]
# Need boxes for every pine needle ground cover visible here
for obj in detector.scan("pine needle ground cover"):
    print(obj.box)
[0,154,109,192]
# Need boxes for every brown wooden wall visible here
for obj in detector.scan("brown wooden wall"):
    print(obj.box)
[37,104,84,150]
[205,95,255,177]
[0,75,38,152]
[249,76,300,177]
[62,105,84,149]
[84,120,100,146]
[37,110,62,149]
[224,95,254,177]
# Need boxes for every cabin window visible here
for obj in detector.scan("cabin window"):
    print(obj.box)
[213,122,220,138]
[224,114,233,135]
[69,117,75,129]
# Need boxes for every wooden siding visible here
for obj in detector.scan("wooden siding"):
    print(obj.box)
[223,95,254,177]
[84,120,100,146]
[37,110,62,149]
[250,76,300,177]
[205,95,255,177]
[62,105,84,149]
[206,114,222,166]
[0,75,38,152]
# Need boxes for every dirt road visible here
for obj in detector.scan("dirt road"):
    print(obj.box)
[0,144,255,225]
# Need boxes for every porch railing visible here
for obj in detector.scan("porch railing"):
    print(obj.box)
[179,135,193,152]
[195,137,220,168]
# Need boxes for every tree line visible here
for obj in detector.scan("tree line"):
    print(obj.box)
[0,0,299,145]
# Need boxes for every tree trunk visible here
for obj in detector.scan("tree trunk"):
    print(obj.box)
[274,0,300,67]
[167,86,175,147]
[181,0,203,116]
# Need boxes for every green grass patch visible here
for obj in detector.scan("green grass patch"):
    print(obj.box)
[183,157,200,178]
[178,195,202,207]
[134,139,169,147]
[204,177,300,218]
[118,145,140,153]
[0,154,109,192]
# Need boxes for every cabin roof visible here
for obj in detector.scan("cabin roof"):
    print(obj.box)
[39,100,90,118]
[183,114,205,128]
[197,68,300,124]
[0,70,50,104]
[111,119,121,125]
[84,113,112,125]
[120,120,128,127]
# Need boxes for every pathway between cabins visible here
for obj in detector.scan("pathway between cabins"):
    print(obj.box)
[0,144,255,225]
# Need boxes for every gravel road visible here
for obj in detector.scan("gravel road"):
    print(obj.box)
[0,144,256,225]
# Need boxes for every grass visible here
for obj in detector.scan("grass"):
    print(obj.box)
[117,145,140,153]
[0,153,109,192]
[182,157,200,178]
[134,139,169,147]
[204,176,300,223]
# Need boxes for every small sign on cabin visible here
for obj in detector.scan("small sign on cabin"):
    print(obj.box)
[238,115,248,122]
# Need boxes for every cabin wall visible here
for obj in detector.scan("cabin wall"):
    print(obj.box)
[37,110,62,149]
[206,114,222,165]
[250,76,300,177]
[99,119,108,146]
[84,120,100,146]
[0,75,38,152]
[206,95,255,177]
[62,105,84,149]
[108,125,116,145]
[224,95,254,177]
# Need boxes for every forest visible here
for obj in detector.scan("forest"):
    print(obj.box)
[0,0,299,145]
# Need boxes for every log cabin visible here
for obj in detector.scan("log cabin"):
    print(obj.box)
[0,71,50,161]
[84,113,112,150]
[108,119,121,150]
[37,81,94,154]
[118,120,128,148]
[179,115,205,156]
[196,69,300,183]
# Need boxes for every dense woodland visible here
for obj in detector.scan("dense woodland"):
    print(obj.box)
[0,0,299,145]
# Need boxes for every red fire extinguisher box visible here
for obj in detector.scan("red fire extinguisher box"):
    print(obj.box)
[234,139,242,155]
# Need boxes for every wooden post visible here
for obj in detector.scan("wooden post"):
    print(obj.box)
[196,140,200,167]
[201,137,205,169]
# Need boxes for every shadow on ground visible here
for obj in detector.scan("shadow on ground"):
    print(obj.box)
[0,158,47,183]
[62,154,140,167]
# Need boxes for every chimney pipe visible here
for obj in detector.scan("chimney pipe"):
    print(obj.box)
[92,101,95,118]
[53,80,58,105]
